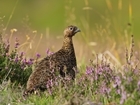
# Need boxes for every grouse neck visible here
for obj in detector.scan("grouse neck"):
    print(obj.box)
[62,37,74,51]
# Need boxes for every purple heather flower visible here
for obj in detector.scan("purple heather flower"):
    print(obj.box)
[19,52,24,59]
[133,68,139,74]
[46,79,54,88]
[50,79,53,87]
[46,49,49,55]
[46,49,53,56]
[15,37,20,48]
[104,66,110,72]
[113,76,121,88]
[120,91,127,104]
[99,82,111,95]
[117,89,121,94]
[22,58,27,64]
[15,43,19,48]
[19,52,24,61]
[27,58,34,65]
[46,79,54,95]
[36,53,41,59]
[86,66,93,75]
[119,86,127,104]
[96,66,103,75]
[14,56,19,62]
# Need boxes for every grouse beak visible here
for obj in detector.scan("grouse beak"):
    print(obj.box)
[74,28,81,34]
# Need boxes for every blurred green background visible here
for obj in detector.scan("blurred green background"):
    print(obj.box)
[0,0,139,37]
[0,0,139,62]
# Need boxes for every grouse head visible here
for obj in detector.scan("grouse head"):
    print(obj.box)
[64,25,81,37]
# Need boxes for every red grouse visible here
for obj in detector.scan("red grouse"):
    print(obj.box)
[24,25,80,95]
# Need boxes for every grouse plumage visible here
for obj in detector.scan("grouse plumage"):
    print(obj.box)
[24,25,80,95]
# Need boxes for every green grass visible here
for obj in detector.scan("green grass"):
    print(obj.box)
[0,0,140,105]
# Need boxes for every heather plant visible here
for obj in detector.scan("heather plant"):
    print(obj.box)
[78,35,140,105]
[0,33,32,86]
[0,33,140,105]
[115,35,140,104]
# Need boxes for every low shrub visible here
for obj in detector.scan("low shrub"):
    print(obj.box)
[0,34,32,86]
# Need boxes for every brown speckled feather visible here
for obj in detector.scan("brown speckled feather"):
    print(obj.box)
[24,25,80,95]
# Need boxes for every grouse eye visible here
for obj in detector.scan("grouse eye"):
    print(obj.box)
[69,27,73,31]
